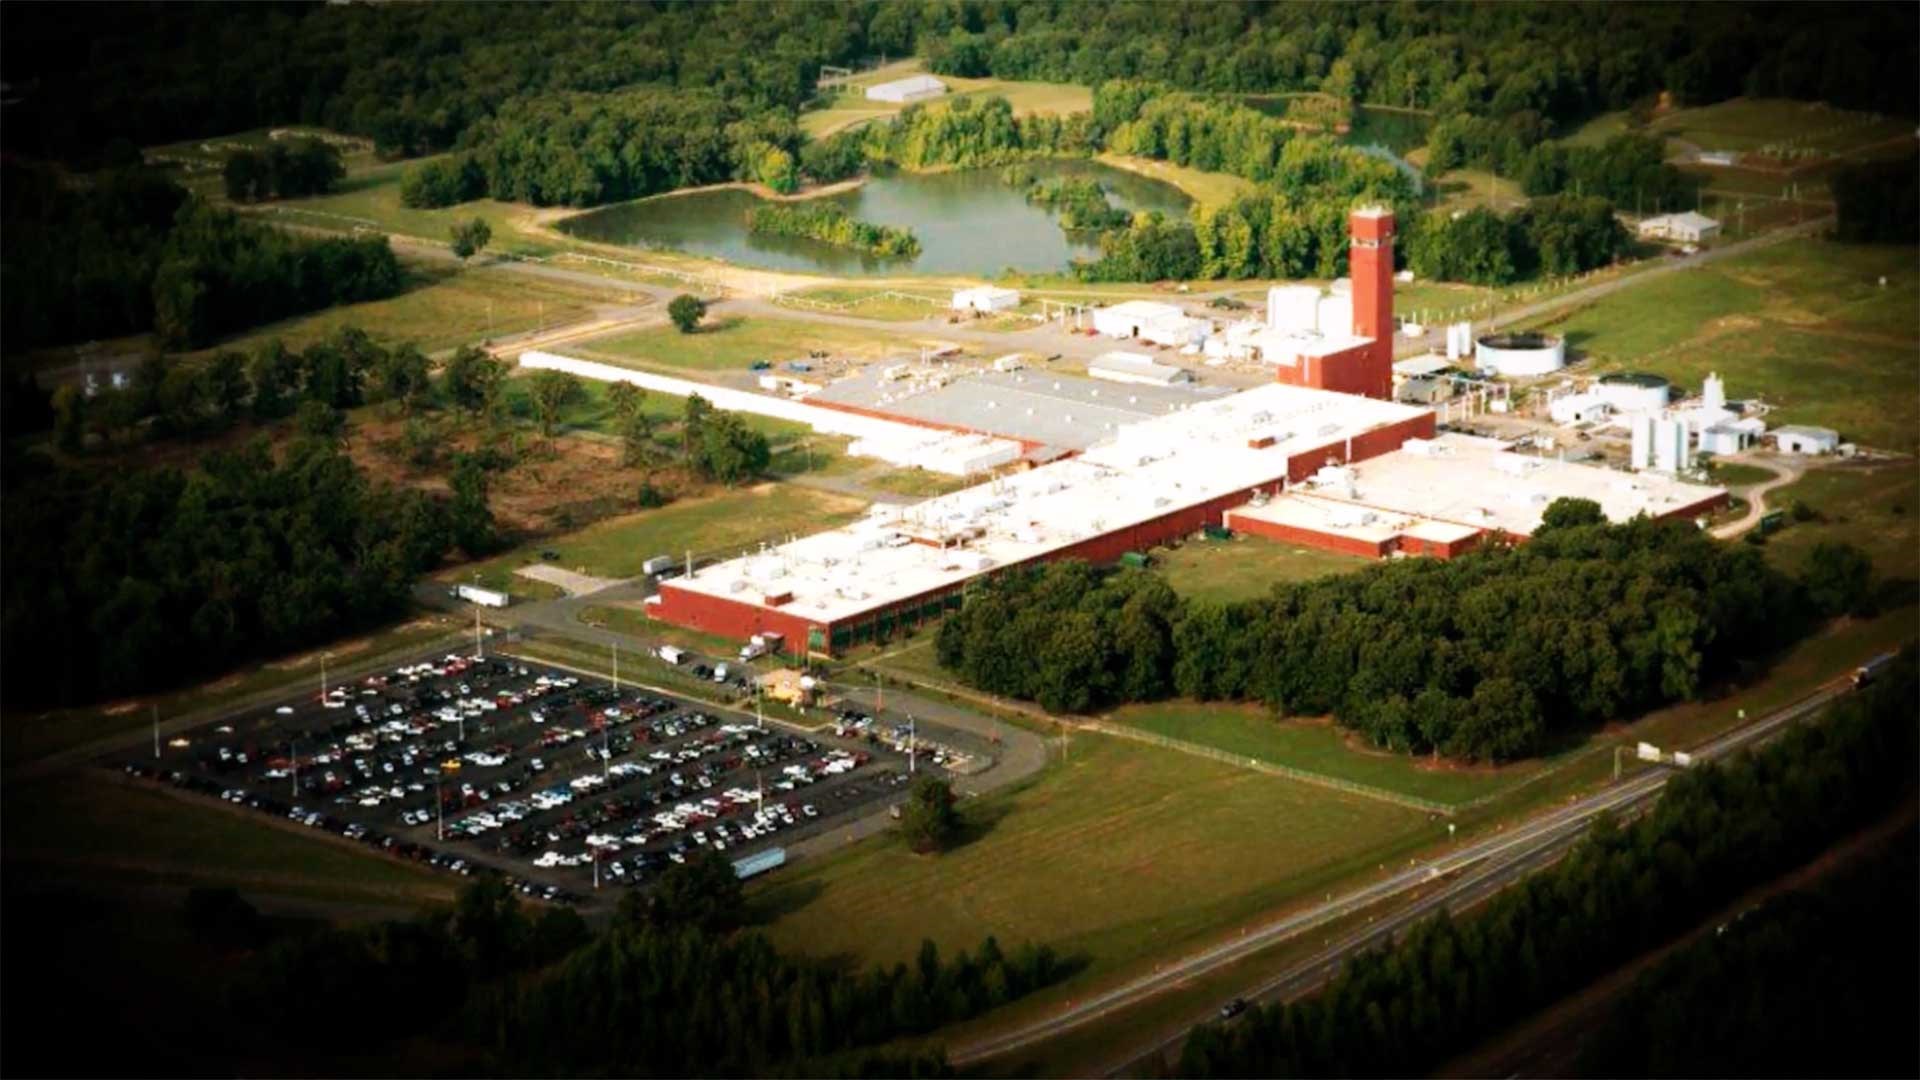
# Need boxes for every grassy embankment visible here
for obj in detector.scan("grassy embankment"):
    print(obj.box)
[447,483,869,596]
[570,315,918,374]
[1517,239,1919,451]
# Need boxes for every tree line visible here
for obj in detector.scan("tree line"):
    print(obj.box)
[935,501,1870,762]
[3,162,402,352]
[1177,648,1918,1076]
[0,425,473,706]
[220,137,345,203]
[212,852,1067,1076]
[1403,195,1628,285]
[746,202,921,257]
[1577,822,1918,1078]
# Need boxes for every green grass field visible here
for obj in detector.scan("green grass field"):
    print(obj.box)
[264,158,559,256]
[576,315,915,373]
[1153,535,1368,604]
[1520,239,1920,450]
[4,772,454,906]
[752,732,1430,973]
[1108,702,1535,806]
[188,259,630,359]
[1707,461,1777,487]
[1649,97,1914,156]
[782,287,949,322]
[450,483,868,586]
[1761,464,1920,582]
[1094,153,1256,207]
[802,65,1091,138]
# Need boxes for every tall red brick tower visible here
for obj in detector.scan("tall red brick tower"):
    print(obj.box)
[1348,206,1395,400]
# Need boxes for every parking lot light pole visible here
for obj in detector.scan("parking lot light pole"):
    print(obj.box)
[611,643,619,693]
[290,737,299,799]
[908,713,916,775]
[152,704,160,759]
[320,651,331,703]
[875,671,883,716]
[436,768,445,842]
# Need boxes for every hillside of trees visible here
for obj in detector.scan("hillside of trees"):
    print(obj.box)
[1577,824,1918,1078]
[934,501,1870,762]
[2,163,402,352]
[1178,648,1919,1076]
[9,3,1907,183]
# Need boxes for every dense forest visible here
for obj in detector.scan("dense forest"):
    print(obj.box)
[6,3,1911,168]
[934,501,1874,762]
[1578,826,1918,1078]
[2,163,401,352]
[0,429,464,705]
[2,323,511,706]
[27,854,1067,1076]
[1178,648,1919,1076]
[746,202,921,257]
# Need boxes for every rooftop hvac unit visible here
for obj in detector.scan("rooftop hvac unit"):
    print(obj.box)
[728,579,749,594]
[762,590,793,606]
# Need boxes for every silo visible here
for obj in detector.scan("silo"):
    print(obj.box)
[1630,412,1654,470]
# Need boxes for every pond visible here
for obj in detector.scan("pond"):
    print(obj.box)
[556,159,1190,276]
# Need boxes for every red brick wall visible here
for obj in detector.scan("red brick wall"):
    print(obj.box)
[650,585,822,652]
[1226,511,1390,558]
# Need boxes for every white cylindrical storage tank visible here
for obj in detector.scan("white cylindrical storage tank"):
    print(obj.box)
[1474,332,1566,377]
[1266,285,1320,333]
[1316,294,1353,337]
[1630,412,1654,470]
[1596,372,1672,413]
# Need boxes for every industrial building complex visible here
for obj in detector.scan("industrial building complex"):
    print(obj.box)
[521,206,1731,656]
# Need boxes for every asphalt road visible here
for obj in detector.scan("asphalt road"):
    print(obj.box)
[948,677,1852,1071]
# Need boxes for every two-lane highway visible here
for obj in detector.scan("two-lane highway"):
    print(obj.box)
[949,679,1852,1071]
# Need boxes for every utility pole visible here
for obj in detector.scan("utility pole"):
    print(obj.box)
[436,768,446,842]
[611,642,619,692]
[472,574,484,660]
[291,736,300,799]
[152,704,160,759]
[875,670,883,715]
[320,651,330,703]
[908,713,916,775]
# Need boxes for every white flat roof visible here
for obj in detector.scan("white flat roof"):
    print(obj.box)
[1231,492,1480,546]
[1312,433,1723,536]
[1393,354,1452,377]
[666,384,1429,625]
[1250,327,1372,363]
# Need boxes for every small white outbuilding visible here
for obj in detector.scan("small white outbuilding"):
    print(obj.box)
[865,74,946,104]
[1637,211,1722,244]
[951,285,1021,313]
[1772,425,1840,455]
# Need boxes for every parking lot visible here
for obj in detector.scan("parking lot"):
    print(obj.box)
[112,649,962,907]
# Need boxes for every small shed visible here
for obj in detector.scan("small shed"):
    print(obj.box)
[866,74,946,104]
[1637,211,1722,244]
[1093,300,1186,340]
[952,285,1020,313]
[1772,424,1840,455]
[1549,392,1613,426]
